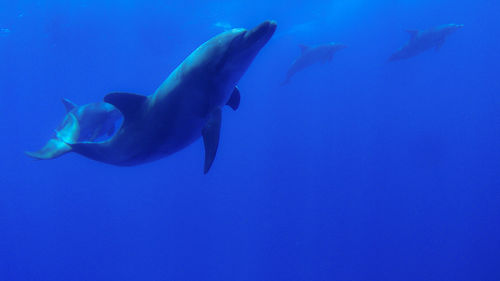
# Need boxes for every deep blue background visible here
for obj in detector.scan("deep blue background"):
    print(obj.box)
[1,0,499,280]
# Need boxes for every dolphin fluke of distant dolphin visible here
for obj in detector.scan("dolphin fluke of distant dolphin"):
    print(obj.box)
[282,42,347,85]
[389,24,464,61]
[26,99,121,160]
[29,21,277,173]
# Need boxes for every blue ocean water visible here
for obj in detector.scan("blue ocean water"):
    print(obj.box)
[1,0,499,280]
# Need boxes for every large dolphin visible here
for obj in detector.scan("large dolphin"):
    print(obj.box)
[42,20,277,173]
[282,42,347,84]
[389,23,464,61]
[26,99,121,159]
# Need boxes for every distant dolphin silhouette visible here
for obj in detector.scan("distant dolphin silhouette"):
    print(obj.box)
[26,99,121,160]
[213,21,233,31]
[34,20,277,173]
[282,42,347,84]
[389,24,464,61]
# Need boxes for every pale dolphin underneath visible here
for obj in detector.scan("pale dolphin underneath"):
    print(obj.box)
[282,42,347,84]
[26,99,121,160]
[389,23,464,61]
[38,20,277,173]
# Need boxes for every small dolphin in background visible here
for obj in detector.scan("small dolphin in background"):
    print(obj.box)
[213,21,233,31]
[282,42,347,84]
[0,28,11,36]
[26,99,121,160]
[389,23,464,61]
[29,20,277,173]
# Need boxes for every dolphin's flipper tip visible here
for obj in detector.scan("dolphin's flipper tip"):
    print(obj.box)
[202,109,222,174]
[226,87,241,111]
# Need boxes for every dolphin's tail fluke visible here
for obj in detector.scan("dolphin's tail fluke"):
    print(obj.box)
[25,112,80,160]
[281,76,291,86]
[25,138,72,160]
[387,54,400,62]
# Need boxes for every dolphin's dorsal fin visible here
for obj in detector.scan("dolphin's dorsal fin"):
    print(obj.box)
[299,44,309,54]
[405,29,419,39]
[62,98,77,113]
[202,108,222,174]
[226,86,240,111]
[435,39,445,51]
[104,92,147,122]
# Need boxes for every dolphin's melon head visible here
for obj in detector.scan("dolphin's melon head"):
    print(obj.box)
[208,20,277,84]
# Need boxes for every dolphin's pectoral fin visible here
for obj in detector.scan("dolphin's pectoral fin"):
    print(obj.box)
[62,98,77,113]
[226,86,240,111]
[405,29,419,40]
[202,108,222,174]
[323,55,333,63]
[435,39,445,51]
[25,138,72,160]
[299,44,309,54]
[104,92,147,122]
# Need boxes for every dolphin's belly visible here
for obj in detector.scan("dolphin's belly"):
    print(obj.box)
[156,115,206,156]
[412,34,444,52]
[115,91,212,166]
[113,120,205,166]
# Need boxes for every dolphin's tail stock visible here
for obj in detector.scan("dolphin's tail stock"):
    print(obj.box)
[281,75,291,86]
[387,53,400,62]
[25,113,80,160]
